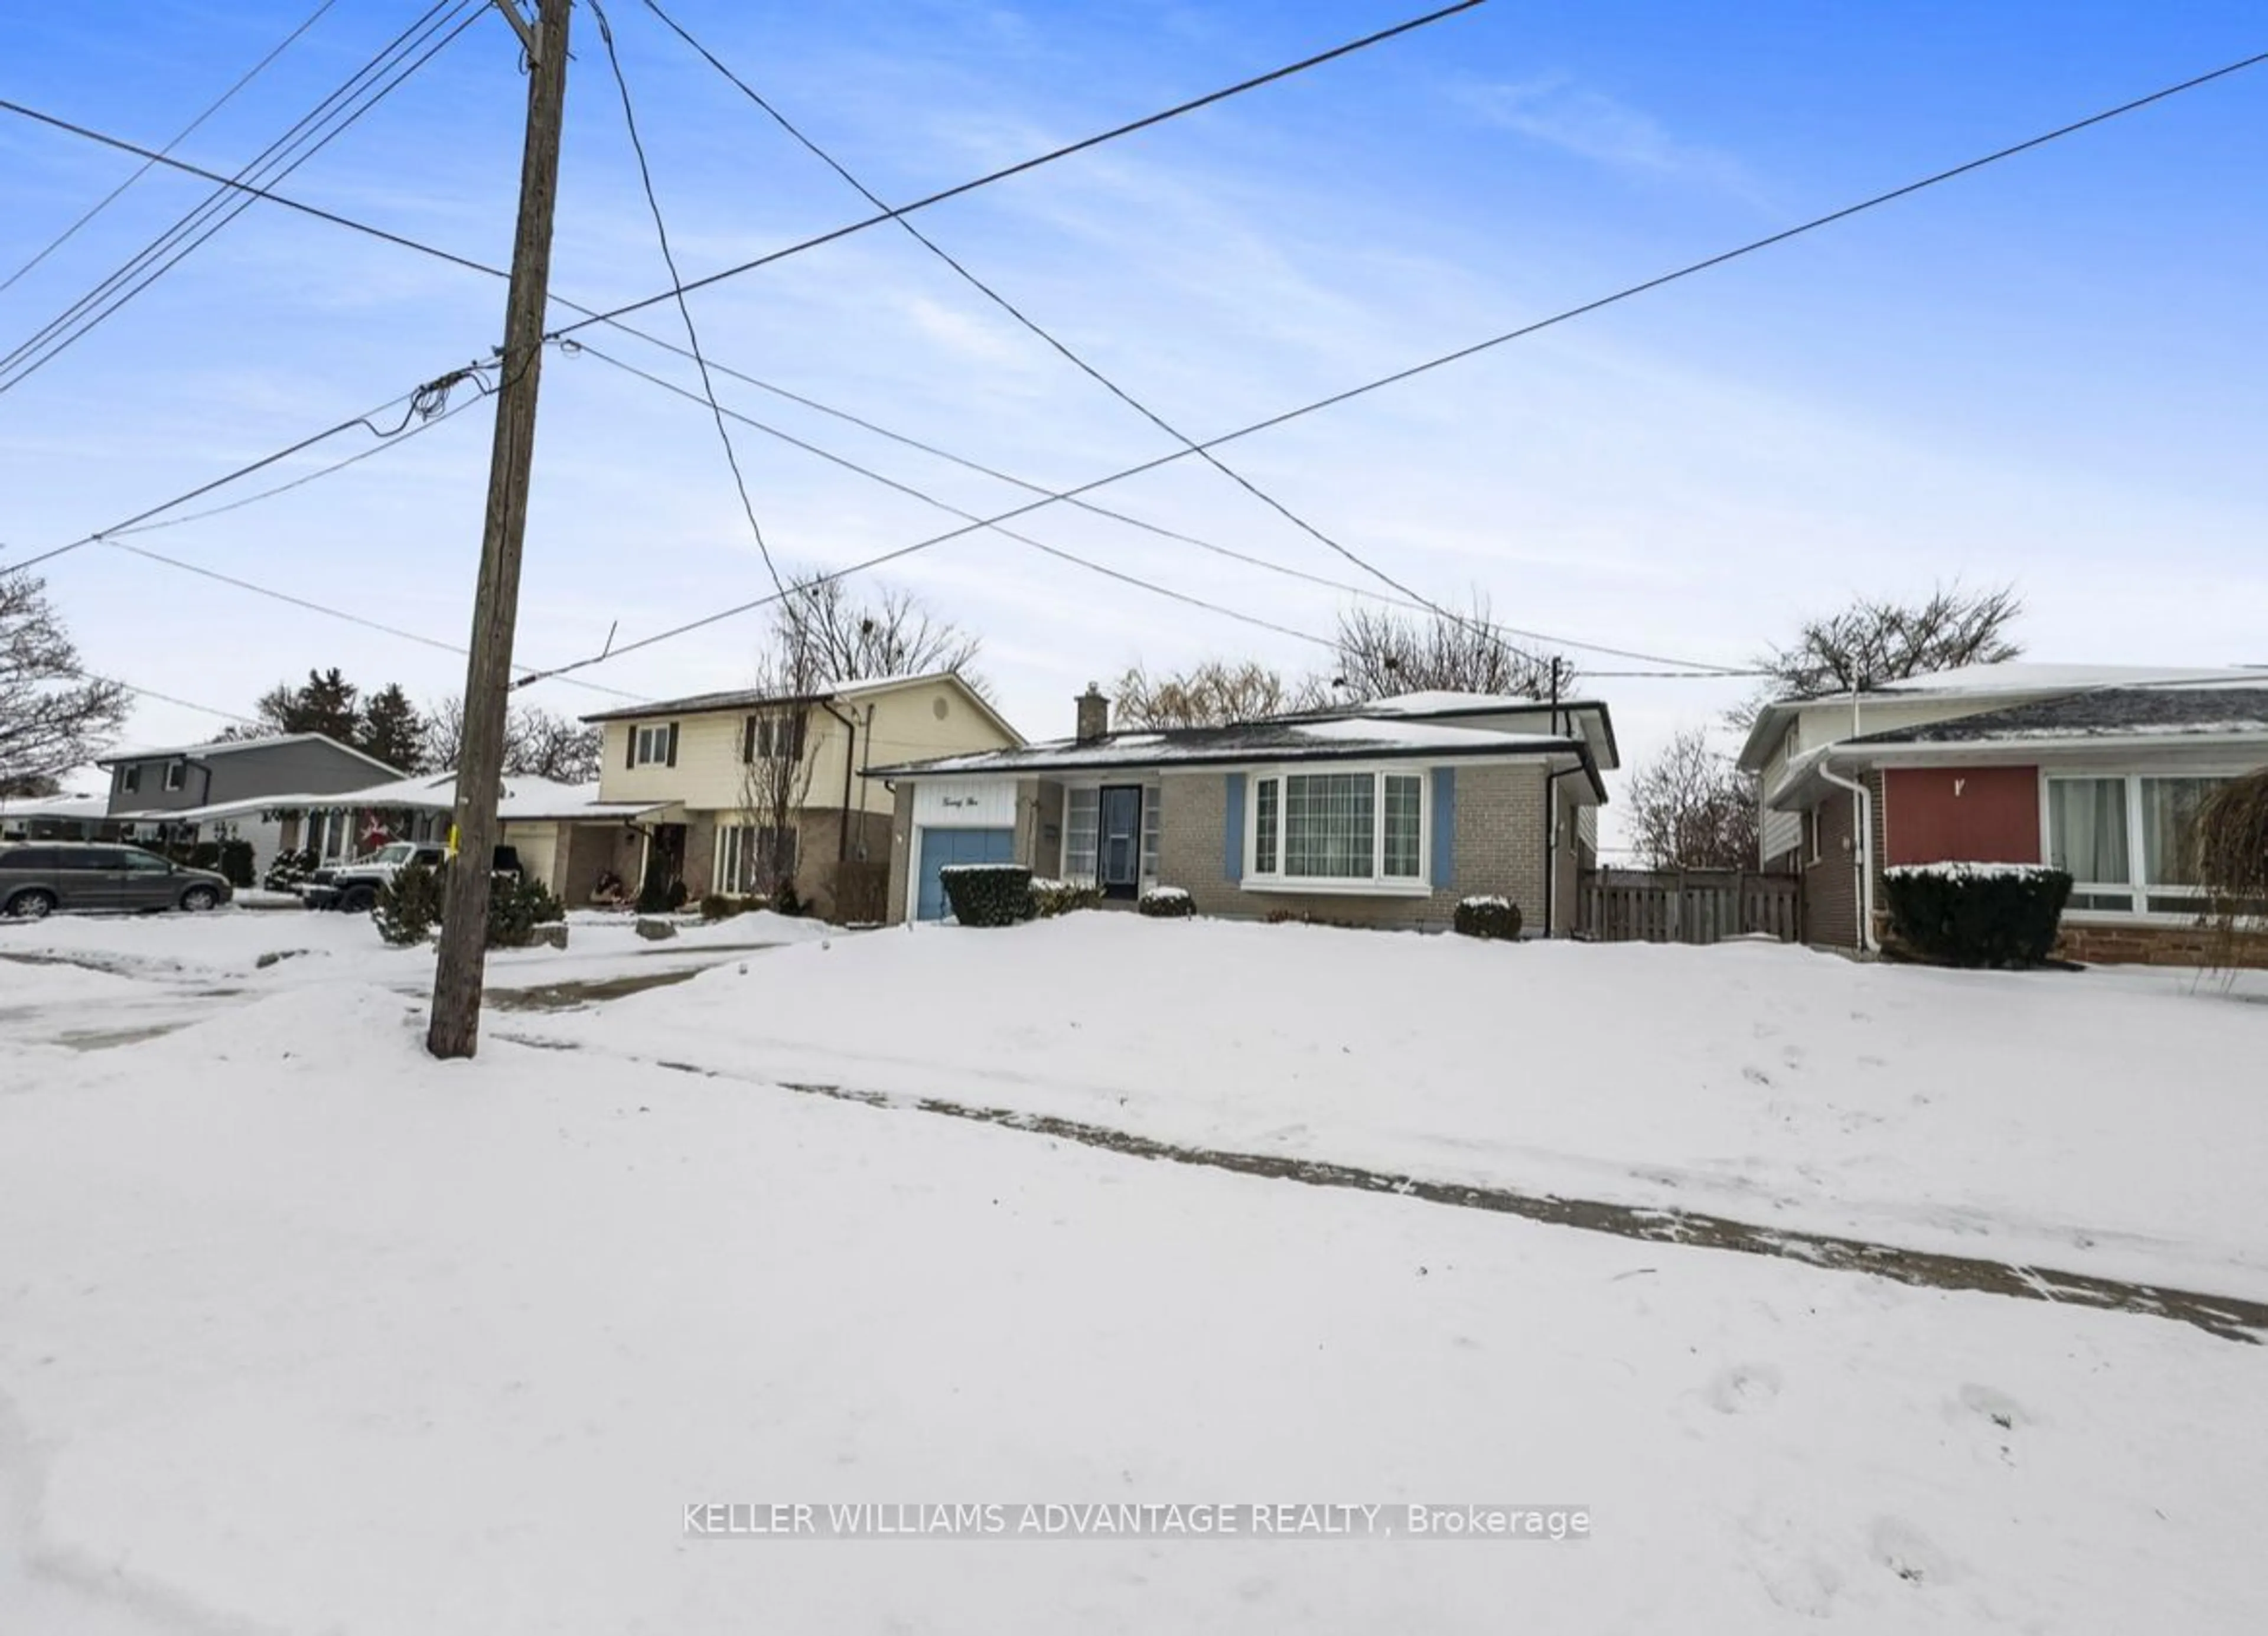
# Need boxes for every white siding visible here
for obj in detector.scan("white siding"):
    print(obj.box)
[913,778,1016,827]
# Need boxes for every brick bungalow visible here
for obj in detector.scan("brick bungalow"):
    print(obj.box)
[866,688,1614,932]
[1737,663,2268,964]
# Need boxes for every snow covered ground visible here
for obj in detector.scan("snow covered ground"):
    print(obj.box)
[522,915,2268,1300]
[2,910,2264,1631]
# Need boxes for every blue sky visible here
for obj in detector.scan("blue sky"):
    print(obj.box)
[3,1,2262,843]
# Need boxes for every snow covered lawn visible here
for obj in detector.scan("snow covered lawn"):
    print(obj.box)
[526,915,2268,1299]
[3,979,2265,1632]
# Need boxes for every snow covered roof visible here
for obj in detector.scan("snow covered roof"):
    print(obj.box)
[1843,687,2268,747]
[131,774,665,826]
[1738,661,2268,770]
[0,791,110,823]
[1858,662,2268,698]
[1279,690,1619,768]
[868,713,1604,797]
[92,731,405,775]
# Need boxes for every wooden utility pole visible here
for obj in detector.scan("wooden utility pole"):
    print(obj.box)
[428,0,572,1060]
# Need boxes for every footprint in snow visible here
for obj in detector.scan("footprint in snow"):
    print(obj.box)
[1706,1361,1783,1413]
[1954,1383,2030,1431]
[1871,1516,1957,1586]
[1741,1066,1772,1087]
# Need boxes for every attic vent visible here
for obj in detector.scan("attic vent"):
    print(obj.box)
[933,696,950,721]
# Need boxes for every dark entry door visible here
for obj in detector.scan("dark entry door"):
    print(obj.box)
[1099,786,1142,897]
[650,823,687,889]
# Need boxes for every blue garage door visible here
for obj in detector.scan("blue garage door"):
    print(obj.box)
[917,827,1017,921]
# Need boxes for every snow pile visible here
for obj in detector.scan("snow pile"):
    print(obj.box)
[1458,894,1512,908]
[1884,862,2065,880]
[544,917,2268,1295]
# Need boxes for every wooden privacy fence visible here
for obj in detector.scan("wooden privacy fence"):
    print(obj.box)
[1581,869,1801,945]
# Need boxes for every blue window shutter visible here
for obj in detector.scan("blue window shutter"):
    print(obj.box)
[1223,773,1246,881]
[1430,767,1456,888]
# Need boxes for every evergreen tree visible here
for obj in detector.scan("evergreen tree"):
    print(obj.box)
[357,685,425,774]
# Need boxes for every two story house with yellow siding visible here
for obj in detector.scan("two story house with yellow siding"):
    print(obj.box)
[581,672,1021,915]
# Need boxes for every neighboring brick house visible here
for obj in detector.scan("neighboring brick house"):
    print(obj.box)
[581,672,1021,915]
[1736,663,2268,964]
[868,689,1614,931]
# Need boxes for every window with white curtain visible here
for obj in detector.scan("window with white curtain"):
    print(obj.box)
[1247,767,1426,888]
[2048,774,2230,914]
[1062,787,1098,884]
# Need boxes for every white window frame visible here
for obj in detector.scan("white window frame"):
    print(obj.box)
[2041,769,2237,921]
[1242,764,1430,896]
[164,761,186,792]
[631,723,673,767]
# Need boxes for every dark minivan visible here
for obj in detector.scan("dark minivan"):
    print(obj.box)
[0,842,233,918]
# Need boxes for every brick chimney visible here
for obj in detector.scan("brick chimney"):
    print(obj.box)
[1075,683,1110,744]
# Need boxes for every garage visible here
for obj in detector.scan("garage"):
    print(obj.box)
[915,826,1016,921]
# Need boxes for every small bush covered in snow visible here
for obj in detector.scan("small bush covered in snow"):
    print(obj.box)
[940,863,1034,927]
[1453,895,1522,940]
[1882,862,2073,968]
[1138,886,1194,919]
[263,847,318,894]
[1030,878,1102,918]
[374,861,443,947]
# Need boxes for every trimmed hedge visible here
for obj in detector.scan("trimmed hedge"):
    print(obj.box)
[1138,886,1194,919]
[940,863,1033,927]
[1453,895,1523,940]
[1031,877,1103,918]
[699,892,754,921]
[217,839,256,888]
[1882,863,2073,969]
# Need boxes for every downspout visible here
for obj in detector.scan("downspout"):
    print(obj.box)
[1817,757,1878,953]
[818,698,859,862]
[1542,749,1592,938]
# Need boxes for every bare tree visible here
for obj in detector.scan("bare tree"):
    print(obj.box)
[421,698,601,783]
[0,573,128,794]
[774,573,982,689]
[1114,660,1298,728]
[1625,726,1759,871]
[1732,582,2022,726]
[1309,593,1569,706]
[731,630,824,901]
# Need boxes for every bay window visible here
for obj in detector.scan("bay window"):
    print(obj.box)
[2046,773,2230,915]
[1247,768,1426,890]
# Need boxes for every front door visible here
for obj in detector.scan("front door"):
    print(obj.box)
[1098,785,1142,898]
[649,823,687,892]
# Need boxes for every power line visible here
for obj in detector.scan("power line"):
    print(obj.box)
[0,91,1496,647]
[586,0,786,600]
[16,40,2262,684]
[0,367,488,577]
[66,669,262,726]
[546,0,1490,341]
[0,0,484,396]
[637,0,1521,665]
[0,0,340,292]
[563,338,1341,651]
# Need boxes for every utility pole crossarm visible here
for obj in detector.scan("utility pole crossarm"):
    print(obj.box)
[489,0,540,63]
